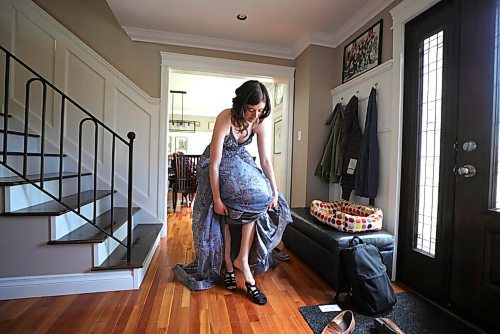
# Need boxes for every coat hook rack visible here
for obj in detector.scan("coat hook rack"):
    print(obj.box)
[374,82,379,88]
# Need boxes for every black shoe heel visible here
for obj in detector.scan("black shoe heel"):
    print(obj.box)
[224,271,237,290]
[245,281,267,305]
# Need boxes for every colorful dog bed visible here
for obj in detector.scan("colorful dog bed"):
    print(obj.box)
[310,199,383,233]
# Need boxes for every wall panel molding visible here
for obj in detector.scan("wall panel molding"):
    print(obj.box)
[0,0,161,222]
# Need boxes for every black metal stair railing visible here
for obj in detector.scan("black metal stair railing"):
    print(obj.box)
[0,44,135,264]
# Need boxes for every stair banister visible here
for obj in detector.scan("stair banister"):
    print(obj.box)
[110,134,116,236]
[77,118,99,221]
[3,53,10,163]
[0,45,129,145]
[127,131,135,264]
[24,78,48,186]
[0,44,138,263]
[58,95,66,200]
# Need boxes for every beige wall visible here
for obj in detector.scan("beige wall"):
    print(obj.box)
[32,0,294,98]
[291,45,337,207]
[305,45,337,205]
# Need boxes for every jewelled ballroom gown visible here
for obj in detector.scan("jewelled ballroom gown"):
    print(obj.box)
[173,128,292,290]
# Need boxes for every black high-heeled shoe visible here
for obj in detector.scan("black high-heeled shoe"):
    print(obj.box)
[245,282,267,305]
[224,271,237,290]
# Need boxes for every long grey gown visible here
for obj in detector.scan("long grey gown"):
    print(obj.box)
[173,127,292,290]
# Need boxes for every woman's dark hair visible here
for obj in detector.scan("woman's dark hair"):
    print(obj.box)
[231,80,271,135]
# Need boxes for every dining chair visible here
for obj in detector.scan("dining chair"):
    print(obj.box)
[172,154,199,211]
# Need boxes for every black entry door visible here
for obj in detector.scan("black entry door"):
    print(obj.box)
[399,0,460,303]
[399,0,500,330]
[450,0,500,326]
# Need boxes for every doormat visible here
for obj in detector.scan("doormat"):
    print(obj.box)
[298,292,479,334]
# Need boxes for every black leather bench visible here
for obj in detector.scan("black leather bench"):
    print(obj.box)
[282,207,395,290]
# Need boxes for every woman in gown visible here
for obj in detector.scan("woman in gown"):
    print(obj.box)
[173,80,292,304]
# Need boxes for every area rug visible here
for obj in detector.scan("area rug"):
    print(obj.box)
[298,292,479,334]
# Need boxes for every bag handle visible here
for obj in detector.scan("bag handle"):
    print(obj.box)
[349,236,364,246]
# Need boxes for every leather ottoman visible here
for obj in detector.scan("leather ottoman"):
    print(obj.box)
[282,207,395,290]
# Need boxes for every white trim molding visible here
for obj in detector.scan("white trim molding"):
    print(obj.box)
[331,0,395,49]
[0,234,160,300]
[125,27,295,60]
[293,31,337,57]
[160,52,295,78]
[330,60,393,96]
[388,0,442,279]
[0,271,133,300]
[122,0,393,60]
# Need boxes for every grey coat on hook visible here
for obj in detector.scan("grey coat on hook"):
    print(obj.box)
[314,102,344,183]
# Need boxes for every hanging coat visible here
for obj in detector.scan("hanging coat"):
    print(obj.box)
[355,87,379,199]
[340,95,362,200]
[314,103,344,183]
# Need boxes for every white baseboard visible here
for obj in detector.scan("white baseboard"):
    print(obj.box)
[0,271,133,300]
[0,233,161,300]
[132,232,160,288]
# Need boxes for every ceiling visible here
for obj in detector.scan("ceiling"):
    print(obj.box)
[106,0,393,59]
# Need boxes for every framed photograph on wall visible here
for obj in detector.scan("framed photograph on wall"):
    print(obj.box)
[175,136,188,153]
[342,19,383,83]
[273,119,283,154]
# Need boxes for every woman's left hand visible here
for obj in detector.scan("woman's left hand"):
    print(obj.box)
[268,193,279,210]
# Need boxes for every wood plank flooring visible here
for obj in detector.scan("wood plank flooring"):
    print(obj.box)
[0,205,403,333]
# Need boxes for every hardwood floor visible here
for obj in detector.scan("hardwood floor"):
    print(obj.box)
[0,205,402,333]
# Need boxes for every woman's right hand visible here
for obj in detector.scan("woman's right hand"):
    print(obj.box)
[214,198,228,216]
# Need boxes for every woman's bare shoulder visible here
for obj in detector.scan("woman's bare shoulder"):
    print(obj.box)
[213,109,232,135]
[217,109,233,125]
[253,117,269,134]
[217,108,231,117]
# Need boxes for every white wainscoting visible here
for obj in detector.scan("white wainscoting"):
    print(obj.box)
[0,0,162,224]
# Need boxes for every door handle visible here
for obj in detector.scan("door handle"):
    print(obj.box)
[456,164,476,178]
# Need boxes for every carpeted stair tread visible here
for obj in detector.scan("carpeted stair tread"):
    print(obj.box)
[0,172,92,186]
[0,190,113,216]
[92,224,163,270]
[48,207,141,244]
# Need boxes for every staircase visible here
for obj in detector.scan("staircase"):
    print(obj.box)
[0,45,162,299]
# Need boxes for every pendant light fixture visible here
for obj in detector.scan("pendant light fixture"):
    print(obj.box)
[169,90,198,132]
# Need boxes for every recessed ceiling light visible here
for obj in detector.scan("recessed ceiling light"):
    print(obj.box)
[236,14,247,21]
